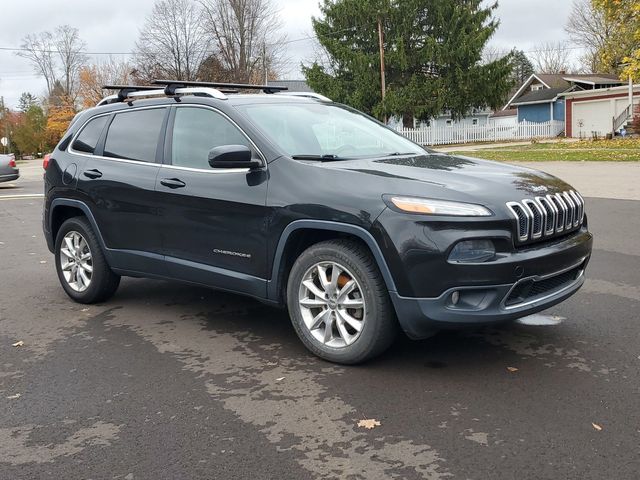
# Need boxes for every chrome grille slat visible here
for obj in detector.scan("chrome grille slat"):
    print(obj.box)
[561,192,576,229]
[506,190,585,244]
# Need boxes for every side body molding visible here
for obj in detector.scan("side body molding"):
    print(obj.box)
[267,220,398,301]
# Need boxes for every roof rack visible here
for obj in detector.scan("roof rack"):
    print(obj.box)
[98,84,230,106]
[274,91,332,102]
[152,79,288,94]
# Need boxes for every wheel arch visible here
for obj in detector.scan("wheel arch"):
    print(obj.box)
[50,199,107,251]
[268,220,397,303]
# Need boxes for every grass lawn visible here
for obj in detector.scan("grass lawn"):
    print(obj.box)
[449,138,640,162]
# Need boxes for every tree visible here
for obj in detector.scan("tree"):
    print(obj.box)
[16,31,57,94]
[18,93,39,113]
[134,0,210,81]
[200,0,287,83]
[593,0,640,81]
[529,41,573,74]
[304,0,513,125]
[78,58,136,108]
[13,105,47,156]
[566,0,618,73]
[510,49,535,84]
[45,104,76,148]
[16,25,88,100]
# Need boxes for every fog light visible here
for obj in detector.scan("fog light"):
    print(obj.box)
[451,291,460,305]
[449,239,496,263]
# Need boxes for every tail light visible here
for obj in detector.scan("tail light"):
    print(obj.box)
[8,158,16,168]
[43,154,51,170]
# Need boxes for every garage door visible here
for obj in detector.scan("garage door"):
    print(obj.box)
[572,99,611,138]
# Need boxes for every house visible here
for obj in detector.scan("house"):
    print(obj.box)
[489,108,518,127]
[503,73,624,124]
[561,83,640,138]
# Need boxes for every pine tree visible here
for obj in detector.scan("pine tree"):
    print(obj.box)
[511,50,535,84]
[304,0,513,126]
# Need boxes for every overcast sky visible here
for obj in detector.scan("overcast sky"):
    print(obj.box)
[0,0,577,108]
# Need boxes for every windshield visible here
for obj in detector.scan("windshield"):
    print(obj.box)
[237,102,426,159]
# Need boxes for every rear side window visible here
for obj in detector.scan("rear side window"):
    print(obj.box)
[104,108,166,162]
[72,116,109,154]
[171,107,252,169]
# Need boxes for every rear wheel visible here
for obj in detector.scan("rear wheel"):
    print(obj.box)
[55,217,120,304]
[287,239,397,364]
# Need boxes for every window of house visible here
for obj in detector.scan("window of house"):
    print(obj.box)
[171,107,252,169]
[103,108,166,162]
[472,118,479,126]
[531,84,544,91]
[445,119,453,127]
[72,116,109,154]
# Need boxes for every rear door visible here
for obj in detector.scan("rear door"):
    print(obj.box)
[74,107,169,274]
[155,105,269,297]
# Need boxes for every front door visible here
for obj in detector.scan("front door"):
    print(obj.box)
[155,105,269,297]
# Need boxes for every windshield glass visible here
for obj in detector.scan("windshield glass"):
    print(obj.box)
[237,102,426,159]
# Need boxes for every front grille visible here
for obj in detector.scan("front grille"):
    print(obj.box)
[506,191,585,244]
[504,265,583,307]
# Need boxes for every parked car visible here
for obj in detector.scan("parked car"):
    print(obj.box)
[42,81,593,364]
[0,153,19,183]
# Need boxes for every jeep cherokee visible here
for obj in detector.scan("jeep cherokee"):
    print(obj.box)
[43,80,593,364]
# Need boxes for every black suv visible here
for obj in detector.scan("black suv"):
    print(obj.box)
[43,80,593,364]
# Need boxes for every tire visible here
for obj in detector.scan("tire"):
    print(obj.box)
[54,216,120,304]
[286,239,397,364]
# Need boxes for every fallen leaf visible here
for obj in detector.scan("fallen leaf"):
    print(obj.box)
[12,341,24,347]
[39,260,47,264]
[357,419,381,430]
[81,308,89,312]
[275,377,285,382]
[507,367,519,372]
[6,394,21,399]
[592,423,603,431]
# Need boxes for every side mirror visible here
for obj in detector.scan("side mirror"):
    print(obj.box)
[208,145,262,169]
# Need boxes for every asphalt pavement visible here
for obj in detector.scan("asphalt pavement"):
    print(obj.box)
[1,160,639,479]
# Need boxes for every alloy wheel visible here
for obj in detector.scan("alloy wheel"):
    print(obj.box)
[298,261,366,348]
[59,231,93,292]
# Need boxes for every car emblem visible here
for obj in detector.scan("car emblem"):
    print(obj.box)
[531,185,548,193]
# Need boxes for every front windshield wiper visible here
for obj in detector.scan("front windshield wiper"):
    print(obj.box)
[291,154,347,162]
[381,152,420,157]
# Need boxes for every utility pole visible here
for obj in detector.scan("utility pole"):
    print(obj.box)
[377,17,386,101]
[263,43,268,85]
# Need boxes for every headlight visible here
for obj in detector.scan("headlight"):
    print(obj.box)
[449,239,496,263]
[389,196,492,216]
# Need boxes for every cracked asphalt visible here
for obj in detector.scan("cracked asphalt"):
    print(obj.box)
[1,161,639,479]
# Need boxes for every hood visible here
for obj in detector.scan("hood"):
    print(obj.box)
[312,153,574,206]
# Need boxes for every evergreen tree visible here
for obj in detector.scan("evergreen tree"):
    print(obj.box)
[304,0,513,125]
[18,92,39,113]
[510,49,535,84]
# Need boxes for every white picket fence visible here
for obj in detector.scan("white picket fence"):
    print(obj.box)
[396,120,565,146]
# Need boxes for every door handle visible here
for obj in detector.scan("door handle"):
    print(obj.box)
[83,169,102,179]
[160,178,186,189]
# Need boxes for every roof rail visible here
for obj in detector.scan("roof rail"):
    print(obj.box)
[97,84,229,106]
[152,79,288,94]
[275,91,332,102]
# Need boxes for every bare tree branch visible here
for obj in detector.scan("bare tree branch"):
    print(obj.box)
[199,0,287,83]
[16,31,58,94]
[566,0,615,72]
[529,41,574,74]
[135,0,211,81]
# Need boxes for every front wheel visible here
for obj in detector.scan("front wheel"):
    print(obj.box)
[286,239,397,364]
[55,216,120,304]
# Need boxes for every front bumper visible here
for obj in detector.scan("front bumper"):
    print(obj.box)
[390,231,593,339]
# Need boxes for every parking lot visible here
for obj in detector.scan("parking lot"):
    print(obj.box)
[1,161,639,479]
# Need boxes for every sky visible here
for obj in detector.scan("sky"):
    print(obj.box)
[0,0,577,109]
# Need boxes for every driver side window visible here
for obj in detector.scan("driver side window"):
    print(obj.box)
[171,107,252,169]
